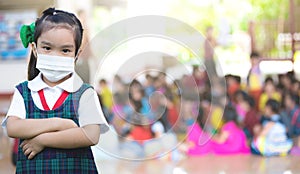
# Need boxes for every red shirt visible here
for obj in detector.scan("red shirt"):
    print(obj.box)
[130,126,153,144]
[167,107,179,126]
[244,110,260,136]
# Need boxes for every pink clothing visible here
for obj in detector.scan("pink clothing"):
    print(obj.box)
[187,124,212,156]
[212,121,250,155]
[236,104,246,121]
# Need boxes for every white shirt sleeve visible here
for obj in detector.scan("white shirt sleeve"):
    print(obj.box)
[1,88,26,129]
[78,88,109,134]
[151,121,165,134]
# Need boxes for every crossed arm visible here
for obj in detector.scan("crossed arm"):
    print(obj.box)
[6,116,100,159]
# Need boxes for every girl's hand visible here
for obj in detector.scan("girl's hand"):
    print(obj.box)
[20,135,45,160]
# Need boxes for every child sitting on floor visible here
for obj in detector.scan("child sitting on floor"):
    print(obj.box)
[180,107,212,156]
[211,106,250,155]
[181,105,250,156]
[251,99,293,156]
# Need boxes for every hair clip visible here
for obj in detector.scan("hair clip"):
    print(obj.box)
[20,22,35,48]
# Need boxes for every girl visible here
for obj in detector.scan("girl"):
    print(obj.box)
[211,106,250,155]
[258,77,281,113]
[181,105,250,156]
[180,107,212,156]
[251,99,292,156]
[240,95,260,138]
[2,8,109,173]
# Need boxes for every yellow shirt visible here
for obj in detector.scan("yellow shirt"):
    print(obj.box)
[100,87,113,110]
[210,106,224,131]
[249,73,262,91]
[259,92,281,112]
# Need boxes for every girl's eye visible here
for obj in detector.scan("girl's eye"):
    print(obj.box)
[42,46,51,51]
[62,49,71,53]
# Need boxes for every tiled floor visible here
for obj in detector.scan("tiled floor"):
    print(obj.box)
[1,137,300,174]
[97,155,300,174]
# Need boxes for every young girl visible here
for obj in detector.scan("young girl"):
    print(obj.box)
[180,105,250,156]
[258,77,281,113]
[180,107,212,156]
[251,99,292,156]
[211,106,250,155]
[1,8,109,173]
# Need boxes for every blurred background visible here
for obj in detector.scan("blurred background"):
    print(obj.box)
[1,0,300,92]
[1,0,300,174]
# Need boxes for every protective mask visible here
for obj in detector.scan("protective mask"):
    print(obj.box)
[36,53,75,82]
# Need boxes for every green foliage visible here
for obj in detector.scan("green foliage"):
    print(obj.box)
[167,0,289,32]
[166,0,291,59]
[249,0,289,20]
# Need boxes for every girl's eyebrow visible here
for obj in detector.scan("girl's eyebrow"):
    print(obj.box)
[61,44,74,48]
[40,41,52,46]
[40,41,74,48]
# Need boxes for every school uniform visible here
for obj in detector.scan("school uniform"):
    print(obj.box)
[2,73,109,173]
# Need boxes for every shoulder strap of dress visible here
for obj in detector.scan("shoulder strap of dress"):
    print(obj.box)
[15,81,30,110]
[71,83,93,111]
[76,83,93,95]
[15,81,29,95]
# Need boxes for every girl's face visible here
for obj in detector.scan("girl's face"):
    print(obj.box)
[240,101,250,112]
[251,58,259,67]
[292,82,300,93]
[36,27,76,57]
[284,95,293,109]
[264,105,272,117]
[264,82,275,94]
[131,88,142,101]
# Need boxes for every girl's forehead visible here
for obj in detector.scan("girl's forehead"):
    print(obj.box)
[38,26,76,46]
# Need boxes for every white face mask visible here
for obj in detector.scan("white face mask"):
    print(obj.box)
[36,53,75,82]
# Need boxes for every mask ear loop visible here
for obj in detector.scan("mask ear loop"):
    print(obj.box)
[74,57,78,64]
[31,43,38,58]
[74,49,82,64]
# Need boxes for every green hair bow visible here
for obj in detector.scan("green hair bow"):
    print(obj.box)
[20,22,35,48]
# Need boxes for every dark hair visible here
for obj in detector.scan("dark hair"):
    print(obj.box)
[145,74,153,80]
[196,107,205,128]
[28,7,83,80]
[128,79,144,112]
[265,99,280,114]
[129,95,143,112]
[233,90,248,101]
[154,108,170,134]
[244,95,255,108]
[234,75,241,84]
[130,79,143,89]
[100,79,107,84]
[250,51,260,59]
[225,74,241,84]
[264,76,274,84]
[223,105,238,124]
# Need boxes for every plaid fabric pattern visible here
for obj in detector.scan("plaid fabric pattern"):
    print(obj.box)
[15,81,98,174]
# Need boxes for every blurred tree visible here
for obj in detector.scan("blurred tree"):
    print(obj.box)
[249,0,288,20]
[167,0,290,58]
[167,0,288,33]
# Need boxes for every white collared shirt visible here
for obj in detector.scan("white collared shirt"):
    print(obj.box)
[2,73,109,134]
